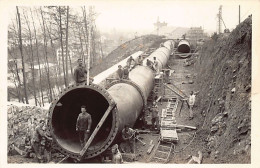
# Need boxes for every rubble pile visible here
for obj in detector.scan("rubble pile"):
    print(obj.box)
[7,104,48,155]
[193,16,251,163]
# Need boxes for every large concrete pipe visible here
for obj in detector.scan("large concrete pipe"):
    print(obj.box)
[177,39,190,53]
[47,40,174,160]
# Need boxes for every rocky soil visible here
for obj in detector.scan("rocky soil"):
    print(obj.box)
[190,16,251,163]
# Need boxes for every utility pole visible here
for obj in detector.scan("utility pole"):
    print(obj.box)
[239,5,241,24]
[217,5,222,34]
[154,16,167,36]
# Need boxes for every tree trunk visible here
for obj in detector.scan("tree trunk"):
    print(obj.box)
[82,6,89,65]
[40,7,53,103]
[65,6,69,83]
[31,8,44,106]
[16,6,29,104]
[59,7,67,87]
[23,9,38,106]
[45,21,62,95]
[8,51,22,102]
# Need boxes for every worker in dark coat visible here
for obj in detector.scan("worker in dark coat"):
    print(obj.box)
[126,56,136,69]
[151,102,159,130]
[32,120,52,163]
[76,105,92,148]
[74,58,88,84]
[121,125,135,153]
[117,65,123,80]
[146,59,154,70]
[123,66,129,80]
[136,56,143,65]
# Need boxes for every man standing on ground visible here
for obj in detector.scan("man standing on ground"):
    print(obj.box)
[32,120,52,163]
[151,102,159,130]
[76,105,92,148]
[121,125,135,153]
[74,58,88,84]
[111,144,123,164]
[188,91,196,120]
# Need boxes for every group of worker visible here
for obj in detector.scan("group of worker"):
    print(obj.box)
[116,55,160,80]
[116,55,141,80]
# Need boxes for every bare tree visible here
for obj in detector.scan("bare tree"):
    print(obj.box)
[23,9,38,106]
[16,6,29,104]
[65,6,70,82]
[39,7,53,102]
[31,8,44,106]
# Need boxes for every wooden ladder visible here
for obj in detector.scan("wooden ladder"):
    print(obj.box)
[147,141,174,163]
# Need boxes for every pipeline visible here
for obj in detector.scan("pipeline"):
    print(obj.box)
[47,40,175,160]
[177,39,190,53]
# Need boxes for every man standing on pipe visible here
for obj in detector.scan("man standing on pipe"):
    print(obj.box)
[153,57,159,74]
[76,105,92,148]
[117,65,123,80]
[74,59,94,84]
[126,56,136,70]
[123,66,129,80]
[74,58,87,84]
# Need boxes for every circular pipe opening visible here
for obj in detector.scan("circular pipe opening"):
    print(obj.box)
[51,87,113,154]
[177,44,190,53]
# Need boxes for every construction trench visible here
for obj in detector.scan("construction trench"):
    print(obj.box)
[47,39,205,163]
[7,17,251,164]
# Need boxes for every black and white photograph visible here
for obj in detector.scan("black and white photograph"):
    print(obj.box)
[1,0,259,166]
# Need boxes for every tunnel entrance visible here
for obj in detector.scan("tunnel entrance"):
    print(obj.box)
[51,87,113,154]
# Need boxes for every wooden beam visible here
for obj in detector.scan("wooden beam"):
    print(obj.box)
[164,83,187,99]
[79,103,116,158]
[176,124,197,130]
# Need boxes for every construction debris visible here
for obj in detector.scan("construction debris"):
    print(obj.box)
[187,151,203,164]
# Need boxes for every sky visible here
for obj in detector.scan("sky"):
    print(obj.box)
[6,1,255,35]
[92,1,255,34]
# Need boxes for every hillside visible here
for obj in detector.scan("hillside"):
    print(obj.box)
[90,34,164,77]
[192,16,251,163]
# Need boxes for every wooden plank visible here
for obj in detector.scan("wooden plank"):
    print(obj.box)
[80,103,116,158]
[147,144,155,154]
[176,124,197,130]
[57,155,69,164]
[163,84,186,99]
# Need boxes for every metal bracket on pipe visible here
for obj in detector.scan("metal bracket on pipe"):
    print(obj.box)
[79,103,117,159]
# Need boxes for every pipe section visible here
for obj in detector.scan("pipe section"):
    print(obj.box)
[177,39,190,53]
[48,40,174,160]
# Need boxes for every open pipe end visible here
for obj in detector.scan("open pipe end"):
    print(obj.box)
[48,83,119,159]
[177,44,190,53]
